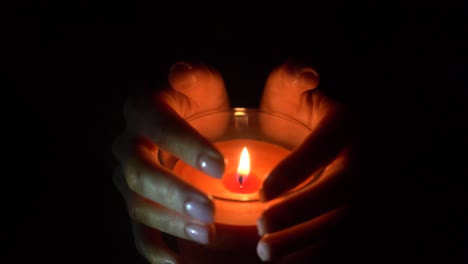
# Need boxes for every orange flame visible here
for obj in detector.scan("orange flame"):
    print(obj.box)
[237,147,250,185]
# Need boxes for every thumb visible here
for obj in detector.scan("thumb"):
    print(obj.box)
[259,61,320,126]
[163,61,230,118]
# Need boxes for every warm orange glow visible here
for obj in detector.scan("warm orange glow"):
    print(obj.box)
[219,145,262,194]
[237,147,250,185]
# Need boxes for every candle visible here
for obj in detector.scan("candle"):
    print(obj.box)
[173,139,291,225]
[221,146,261,194]
[157,108,317,263]
[171,139,290,263]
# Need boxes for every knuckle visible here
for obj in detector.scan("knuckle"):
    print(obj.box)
[129,201,145,223]
[160,214,181,234]
[160,180,185,206]
[124,158,141,191]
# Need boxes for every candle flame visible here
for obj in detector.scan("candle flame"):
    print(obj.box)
[237,147,250,185]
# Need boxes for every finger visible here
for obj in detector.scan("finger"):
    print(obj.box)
[259,60,321,127]
[115,171,182,262]
[114,165,216,244]
[123,149,215,224]
[114,135,216,223]
[256,207,346,262]
[127,190,215,245]
[132,222,181,264]
[258,152,355,235]
[260,105,350,201]
[258,60,351,201]
[122,93,225,179]
[165,61,230,118]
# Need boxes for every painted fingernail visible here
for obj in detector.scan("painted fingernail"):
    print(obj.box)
[185,224,210,244]
[184,199,214,223]
[257,240,272,262]
[169,62,196,87]
[257,217,267,236]
[197,153,225,179]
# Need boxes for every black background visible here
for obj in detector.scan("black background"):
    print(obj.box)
[12,1,466,263]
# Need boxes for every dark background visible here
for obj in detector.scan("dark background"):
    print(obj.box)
[12,1,466,263]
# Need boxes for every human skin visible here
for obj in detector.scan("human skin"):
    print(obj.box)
[112,60,362,263]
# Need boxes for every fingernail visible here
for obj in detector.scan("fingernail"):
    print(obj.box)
[169,62,196,87]
[185,224,210,244]
[184,199,214,223]
[293,67,319,91]
[257,240,272,262]
[197,153,225,179]
[170,61,192,73]
[257,217,267,236]
[296,67,318,79]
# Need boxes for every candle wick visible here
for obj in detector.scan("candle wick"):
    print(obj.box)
[238,174,243,185]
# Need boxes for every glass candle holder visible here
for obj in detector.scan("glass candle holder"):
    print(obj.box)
[158,108,324,264]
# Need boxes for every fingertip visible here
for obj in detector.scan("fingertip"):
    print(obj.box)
[260,60,320,115]
[257,240,272,262]
[184,198,215,223]
[170,61,193,73]
[259,178,283,202]
[197,152,225,179]
[185,223,213,245]
[257,216,267,236]
[168,61,197,89]
[296,68,320,89]
[168,61,223,93]
[259,188,272,202]
[280,59,320,92]
[258,188,266,202]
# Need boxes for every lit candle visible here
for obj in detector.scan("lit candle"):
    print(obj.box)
[221,147,262,194]
[158,108,316,263]
[173,139,290,225]
[172,139,290,263]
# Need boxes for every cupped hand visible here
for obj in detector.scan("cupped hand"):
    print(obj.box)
[256,61,363,262]
[112,62,229,263]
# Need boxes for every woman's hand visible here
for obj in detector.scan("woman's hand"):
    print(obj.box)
[112,62,229,263]
[112,59,362,263]
[256,61,363,262]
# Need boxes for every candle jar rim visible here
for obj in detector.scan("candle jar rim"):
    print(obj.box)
[185,107,313,132]
[158,107,325,204]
